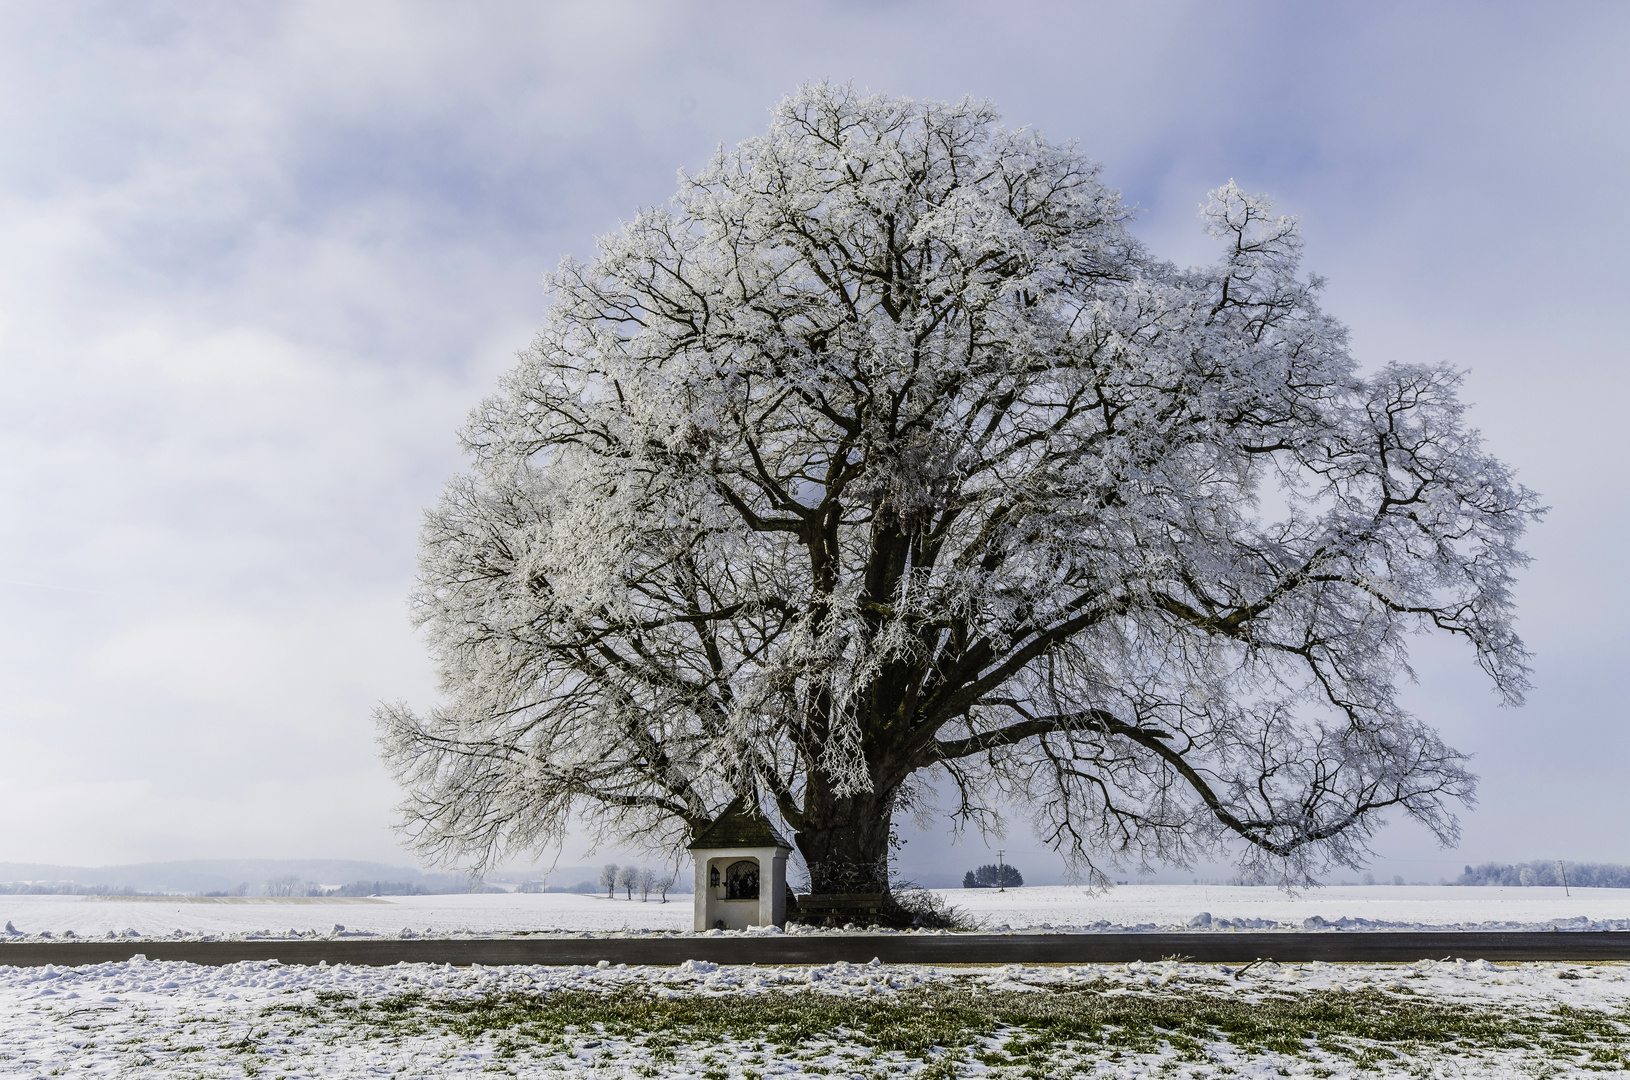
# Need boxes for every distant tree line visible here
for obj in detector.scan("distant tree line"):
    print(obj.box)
[324,881,434,897]
[260,875,503,897]
[517,879,608,894]
[1456,862,1630,888]
[517,880,598,894]
[962,864,1023,888]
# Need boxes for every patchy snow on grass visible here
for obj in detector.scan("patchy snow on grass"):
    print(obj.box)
[3,955,1628,1077]
[5,884,1630,942]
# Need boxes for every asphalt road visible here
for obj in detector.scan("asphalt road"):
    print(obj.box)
[3,931,1629,968]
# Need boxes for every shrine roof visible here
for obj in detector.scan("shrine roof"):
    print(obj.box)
[686,794,792,850]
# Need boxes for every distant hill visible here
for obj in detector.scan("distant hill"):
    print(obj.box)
[0,859,482,895]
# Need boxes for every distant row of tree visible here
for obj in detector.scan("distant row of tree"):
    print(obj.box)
[517,880,596,894]
[259,874,501,897]
[1456,862,1630,888]
[598,864,676,901]
[962,864,1023,888]
[323,881,434,897]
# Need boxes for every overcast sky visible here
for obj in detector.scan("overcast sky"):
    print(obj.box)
[1,1,1625,885]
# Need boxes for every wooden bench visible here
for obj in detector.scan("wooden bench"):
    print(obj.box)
[791,892,886,924]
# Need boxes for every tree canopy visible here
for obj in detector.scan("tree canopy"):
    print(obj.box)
[377,84,1540,894]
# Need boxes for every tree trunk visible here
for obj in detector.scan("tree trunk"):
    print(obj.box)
[794,782,899,897]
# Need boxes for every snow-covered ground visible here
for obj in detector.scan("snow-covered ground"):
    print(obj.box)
[5,884,1630,941]
[945,882,1630,931]
[8,887,1630,1076]
[6,886,1623,1075]
[3,955,1627,1077]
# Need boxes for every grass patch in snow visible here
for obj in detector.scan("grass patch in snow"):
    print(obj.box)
[265,981,1630,1075]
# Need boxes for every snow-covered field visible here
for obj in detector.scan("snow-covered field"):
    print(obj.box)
[947,883,1630,932]
[4,954,1628,1077]
[5,884,1630,940]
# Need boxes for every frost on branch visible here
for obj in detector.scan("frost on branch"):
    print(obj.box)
[376,83,1542,891]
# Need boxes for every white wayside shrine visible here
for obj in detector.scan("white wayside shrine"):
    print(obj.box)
[688,795,792,930]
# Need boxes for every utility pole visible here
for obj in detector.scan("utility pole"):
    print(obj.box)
[1559,861,1570,897]
[997,849,1006,893]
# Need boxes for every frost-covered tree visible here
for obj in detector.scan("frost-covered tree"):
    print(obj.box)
[616,864,639,900]
[378,84,1540,899]
[598,863,618,898]
[264,875,313,898]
